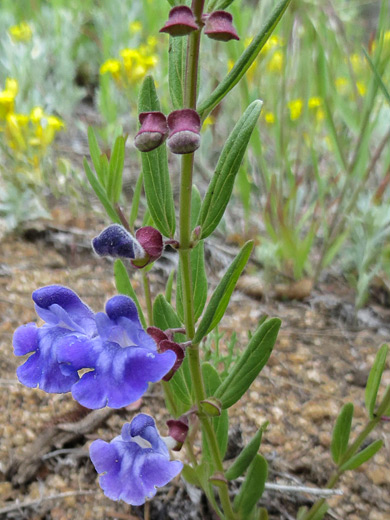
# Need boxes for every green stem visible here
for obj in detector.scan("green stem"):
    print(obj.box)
[142,271,153,326]
[177,2,236,518]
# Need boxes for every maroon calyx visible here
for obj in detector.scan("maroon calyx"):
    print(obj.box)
[166,417,189,450]
[147,326,185,381]
[167,109,201,154]
[131,226,164,268]
[134,111,168,152]
[160,6,199,37]
[203,10,240,42]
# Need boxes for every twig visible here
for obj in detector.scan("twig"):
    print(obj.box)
[264,483,343,497]
[0,490,96,515]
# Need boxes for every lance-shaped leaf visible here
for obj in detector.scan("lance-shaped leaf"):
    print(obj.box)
[201,363,229,461]
[365,344,388,419]
[87,127,105,186]
[193,241,253,344]
[197,0,291,118]
[339,439,383,472]
[233,454,268,518]
[129,172,144,229]
[169,36,186,109]
[114,259,147,329]
[331,403,354,464]
[225,426,265,481]
[107,135,125,204]
[83,158,121,224]
[177,241,208,322]
[215,318,281,409]
[138,76,176,238]
[309,503,329,520]
[198,101,262,239]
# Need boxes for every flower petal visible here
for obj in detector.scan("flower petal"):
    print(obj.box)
[69,342,176,409]
[13,323,38,356]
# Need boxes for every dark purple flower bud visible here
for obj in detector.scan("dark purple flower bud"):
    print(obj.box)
[166,417,189,450]
[131,226,164,268]
[147,326,168,345]
[92,224,144,260]
[160,6,198,37]
[134,111,168,152]
[203,11,240,42]
[167,109,201,154]
[90,414,183,505]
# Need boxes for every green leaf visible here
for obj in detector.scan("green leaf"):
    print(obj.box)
[215,318,281,409]
[87,127,105,186]
[197,0,292,118]
[181,464,200,486]
[177,241,208,322]
[153,294,182,330]
[310,503,329,520]
[83,158,121,224]
[168,36,186,109]
[198,101,263,239]
[138,76,176,238]
[331,403,354,464]
[234,454,268,518]
[193,241,253,344]
[365,344,388,419]
[202,363,229,460]
[114,259,146,329]
[363,48,390,105]
[129,172,144,229]
[225,426,265,481]
[191,185,202,230]
[339,439,383,472]
[107,136,125,203]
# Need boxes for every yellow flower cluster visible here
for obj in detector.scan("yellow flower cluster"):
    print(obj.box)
[100,34,158,88]
[0,78,65,182]
[8,21,33,43]
[263,97,325,125]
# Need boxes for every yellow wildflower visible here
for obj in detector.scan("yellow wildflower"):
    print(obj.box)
[264,112,275,124]
[8,21,32,43]
[356,81,366,96]
[316,108,325,122]
[5,78,18,97]
[202,115,215,130]
[288,99,303,121]
[0,91,15,120]
[100,59,121,81]
[30,106,44,123]
[227,59,235,72]
[335,76,348,93]
[129,21,142,33]
[385,30,390,42]
[5,113,28,150]
[267,50,284,73]
[350,53,363,72]
[260,35,282,55]
[308,97,322,109]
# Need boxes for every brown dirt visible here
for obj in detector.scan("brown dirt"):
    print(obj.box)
[0,209,389,520]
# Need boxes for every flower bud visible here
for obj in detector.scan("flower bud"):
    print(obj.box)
[131,226,164,268]
[160,6,198,37]
[166,417,189,450]
[92,224,145,260]
[167,109,201,154]
[134,111,168,152]
[203,11,239,42]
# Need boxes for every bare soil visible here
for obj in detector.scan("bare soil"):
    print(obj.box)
[0,208,389,520]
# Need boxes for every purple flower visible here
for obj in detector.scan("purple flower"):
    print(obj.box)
[13,286,177,409]
[92,224,145,260]
[90,414,183,505]
[13,286,95,393]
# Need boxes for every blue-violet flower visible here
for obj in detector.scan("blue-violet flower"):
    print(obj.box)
[13,286,176,408]
[90,414,183,505]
